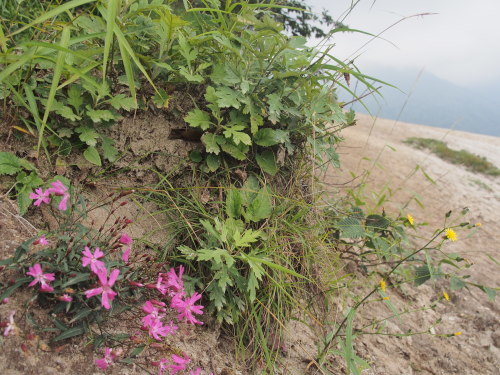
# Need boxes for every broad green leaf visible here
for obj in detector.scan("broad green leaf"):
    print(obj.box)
[206,154,220,171]
[214,86,241,109]
[83,146,102,166]
[450,276,466,291]
[244,187,272,222]
[220,142,247,160]
[254,128,288,146]
[185,109,211,130]
[201,133,220,154]
[414,265,431,286]
[225,187,242,219]
[189,150,202,163]
[337,217,365,239]
[255,150,278,176]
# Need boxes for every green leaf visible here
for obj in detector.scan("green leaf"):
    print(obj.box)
[255,151,278,176]
[479,286,496,301]
[62,273,90,288]
[0,152,22,175]
[56,106,81,121]
[201,133,220,154]
[108,94,137,111]
[414,265,431,286]
[226,187,242,219]
[178,66,204,83]
[233,229,261,247]
[16,171,43,215]
[206,154,220,171]
[53,326,85,342]
[85,106,116,123]
[338,217,365,239]
[67,85,83,110]
[185,109,211,130]
[75,126,100,146]
[214,86,241,109]
[128,344,146,358]
[102,136,119,162]
[189,150,202,163]
[244,187,272,222]
[69,308,93,323]
[365,214,390,232]
[254,128,288,146]
[0,277,30,300]
[450,276,466,291]
[83,146,102,166]
[220,142,247,160]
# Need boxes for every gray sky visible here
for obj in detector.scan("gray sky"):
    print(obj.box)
[307,0,500,87]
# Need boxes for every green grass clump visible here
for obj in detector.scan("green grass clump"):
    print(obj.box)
[404,137,500,176]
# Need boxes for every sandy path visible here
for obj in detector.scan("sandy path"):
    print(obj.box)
[322,114,500,374]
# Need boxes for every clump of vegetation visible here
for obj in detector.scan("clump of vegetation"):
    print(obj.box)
[405,137,500,176]
[0,1,496,374]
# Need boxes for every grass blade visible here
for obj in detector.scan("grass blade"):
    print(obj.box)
[38,26,71,156]
[101,0,120,82]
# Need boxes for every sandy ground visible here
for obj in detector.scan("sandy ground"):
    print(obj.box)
[323,113,500,374]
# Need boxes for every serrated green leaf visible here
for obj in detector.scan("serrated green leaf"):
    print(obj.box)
[185,109,211,130]
[101,136,118,162]
[0,152,21,175]
[67,85,83,110]
[220,142,247,160]
[233,229,261,247]
[255,150,278,176]
[75,126,100,146]
[365,214,390,232]
[254,128,288,146]
[85,106,116,123]
[201,133,220,154]
[214,86,241,109]
[108,94,137,111]
[479,286,496,301]
[83,146,102,166]
[56,106,81,121]
[178,66,204,83]
[450,276,466,291]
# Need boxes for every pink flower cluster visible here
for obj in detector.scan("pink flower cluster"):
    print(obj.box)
[29,180,70,211]
[27,264,55,292]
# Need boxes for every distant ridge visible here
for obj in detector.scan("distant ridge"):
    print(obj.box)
[341,68,500,137]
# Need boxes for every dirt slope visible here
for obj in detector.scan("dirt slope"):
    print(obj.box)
[324,113,500,374]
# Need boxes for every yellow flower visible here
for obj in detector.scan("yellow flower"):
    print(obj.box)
[454,331,462,336]
[383,296,390,300]
[379,280,386,292]
[407,214,414,226]
[475,222,481,227]
[445,228,457,241]
[443,291,450,301]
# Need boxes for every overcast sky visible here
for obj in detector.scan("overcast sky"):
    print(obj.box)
[306,0,500,87]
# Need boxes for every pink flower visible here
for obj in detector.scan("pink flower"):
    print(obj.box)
[121,247,131,262]
[95,347,117,369]
[47,180,70,211]
[85,268,120,310]
[155,358,169,375]
[119,233,132,245]
[2,298,9,304]
[141,301,166,328]
[27,263,55,292]
[169,354,190,374]
[156,266,185,296]
[33,235,49,246]
[2,311,16,336]
[82,247,106,274]
[147,319,177,341]
[47,180,67,196]
[171,292,204,325]
[57,294,73,302]
[29,188,50,206]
